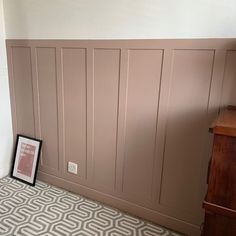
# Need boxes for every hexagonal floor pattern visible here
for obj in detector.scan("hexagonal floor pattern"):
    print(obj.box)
[0,177,182,236]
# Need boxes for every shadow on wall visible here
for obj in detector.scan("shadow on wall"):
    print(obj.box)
[124,102,216,224]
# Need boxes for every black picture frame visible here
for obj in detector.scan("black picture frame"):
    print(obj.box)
[11,134,42,186]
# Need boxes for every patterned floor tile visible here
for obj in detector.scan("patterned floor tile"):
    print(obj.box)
[0,177,182,236]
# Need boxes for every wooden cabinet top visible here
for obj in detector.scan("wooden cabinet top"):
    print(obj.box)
[210,106,236,137]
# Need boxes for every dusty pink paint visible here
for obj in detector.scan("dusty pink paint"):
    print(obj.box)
[6,39,236,236]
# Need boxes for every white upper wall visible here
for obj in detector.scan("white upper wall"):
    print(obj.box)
[0,0,7,64]
[0,0,13,178]
[3,0,236,39]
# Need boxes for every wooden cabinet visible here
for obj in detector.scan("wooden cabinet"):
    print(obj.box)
[203,106,236,235]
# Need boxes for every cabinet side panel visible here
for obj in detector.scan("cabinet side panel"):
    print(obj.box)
[207,135,236,210]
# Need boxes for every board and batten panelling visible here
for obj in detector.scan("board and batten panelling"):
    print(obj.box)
[122,49,163,206]
[6,39,236,236]
[36,47,60,175]
[61,48,87,180]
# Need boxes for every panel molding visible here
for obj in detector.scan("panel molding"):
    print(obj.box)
[86,47,94,187]
[56,47,63,176]
[115,48,129,193]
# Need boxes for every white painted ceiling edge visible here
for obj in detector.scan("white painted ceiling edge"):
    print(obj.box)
[0,0,13,178]
[3,0,236,39]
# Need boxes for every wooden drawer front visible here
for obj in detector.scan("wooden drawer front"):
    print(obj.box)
[207,134,236,210]
[203,212,236,236]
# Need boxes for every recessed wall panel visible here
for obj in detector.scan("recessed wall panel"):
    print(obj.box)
[122,50,163,203]
[12,47,34,137]
[62,48,87,178]
[93,49,120,191]
[36,48,59,171]
[160,50,214,214]
[221,51,236,106]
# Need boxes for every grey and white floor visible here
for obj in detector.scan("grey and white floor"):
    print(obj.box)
[0,177,182,236]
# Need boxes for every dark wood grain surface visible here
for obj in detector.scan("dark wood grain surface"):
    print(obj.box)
[203,106,236,235]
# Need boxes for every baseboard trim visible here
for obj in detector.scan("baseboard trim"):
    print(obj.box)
[38,171,200,236]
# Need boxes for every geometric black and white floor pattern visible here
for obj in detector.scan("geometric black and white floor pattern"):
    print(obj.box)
[0,177,182,236]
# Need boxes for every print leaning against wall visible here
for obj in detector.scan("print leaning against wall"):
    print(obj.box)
[11,135,42,186]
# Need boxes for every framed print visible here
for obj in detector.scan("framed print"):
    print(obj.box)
[11,134,42,186]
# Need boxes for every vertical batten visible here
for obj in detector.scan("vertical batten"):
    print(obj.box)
[30,46,43,169]
[56,47,63,175]
[86,47,95,184]
[115,48,129,193]
[31,47,40,139]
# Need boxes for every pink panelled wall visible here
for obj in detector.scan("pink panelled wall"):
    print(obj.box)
[6,39,236,236]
